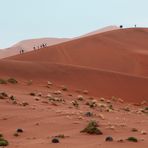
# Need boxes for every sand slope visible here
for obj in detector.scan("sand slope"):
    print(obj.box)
[9,28,148,77]
[0,59,148,102]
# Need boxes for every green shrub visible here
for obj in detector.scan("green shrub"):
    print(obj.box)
[127,137,138,142]
[0,79,7,84]
[7,78,18,84]
[81,121,103,135]
[0,138,9,146]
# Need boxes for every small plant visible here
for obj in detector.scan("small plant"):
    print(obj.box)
[72,100,79,108]
[105,136,113,142]
[127,137,138,142]
[0,133,3,138]
[0,92,8,99]
[131,128,138,132]
[85,112,93,117]
[0,138,9,146]
[61,86,68,91]
[29,92,36,96]
[0,79,7,84]
[77,95,84,101]
[81,121,103,135]
[86,101,97,108]
[7,78,18,84]
[16,128,24,133]
[13,133,19,137]
[52,138,59,143]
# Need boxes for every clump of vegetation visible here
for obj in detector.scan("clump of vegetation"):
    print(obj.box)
[72,100,79,108]
[0,92,8,99]
[16,128,24,133]
[22,102,29,106]
[0,134,3,138]
[81,121,103,135]
[105,136,114,142]
[127,137,138,142]
[61,85,68,91]
[86,101,97,108]
[0,137,9,146]
[77,95,84,101]
[141,107,148,114]
[29,92,36,96]
[131,128,138,132]
[0,79,7,84]
[52,138,59,143]
[7,78,18,84]
[9,95,15,101]
[13,133,19,137]
[85,112,93,117]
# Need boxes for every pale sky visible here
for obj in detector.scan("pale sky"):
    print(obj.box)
[0,0,148,48]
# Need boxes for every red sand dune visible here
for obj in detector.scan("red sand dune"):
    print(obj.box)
[0,27,148,148]
[9,28,148,77]
[1,28,148,102]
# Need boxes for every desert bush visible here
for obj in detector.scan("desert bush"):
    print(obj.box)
[7,78,18,84]
[127,137,138,142]
[61,85,68,91]
[71,100,79,107]
[105,136,113,142]
[0,92,8,99]
[16,128,24,133]
[0,134,3,138]
[85,112,93,117]
[0,138,9,146]
[52,138,59,143]
[29,92,36,96]
[81,121,103,135]
[13,133,19,137]
[0,79,7,84]
[131,128,138,132]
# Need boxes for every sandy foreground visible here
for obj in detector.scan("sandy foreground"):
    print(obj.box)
[0,81,147,148]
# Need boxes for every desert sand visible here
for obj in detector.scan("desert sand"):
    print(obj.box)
[0,27,148,148]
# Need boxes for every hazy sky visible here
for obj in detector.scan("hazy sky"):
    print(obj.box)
[0,0,148,48]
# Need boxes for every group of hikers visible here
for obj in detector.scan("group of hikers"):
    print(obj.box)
[33,43,48,50]
[19,49,24,54]
[19,43,48,54]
